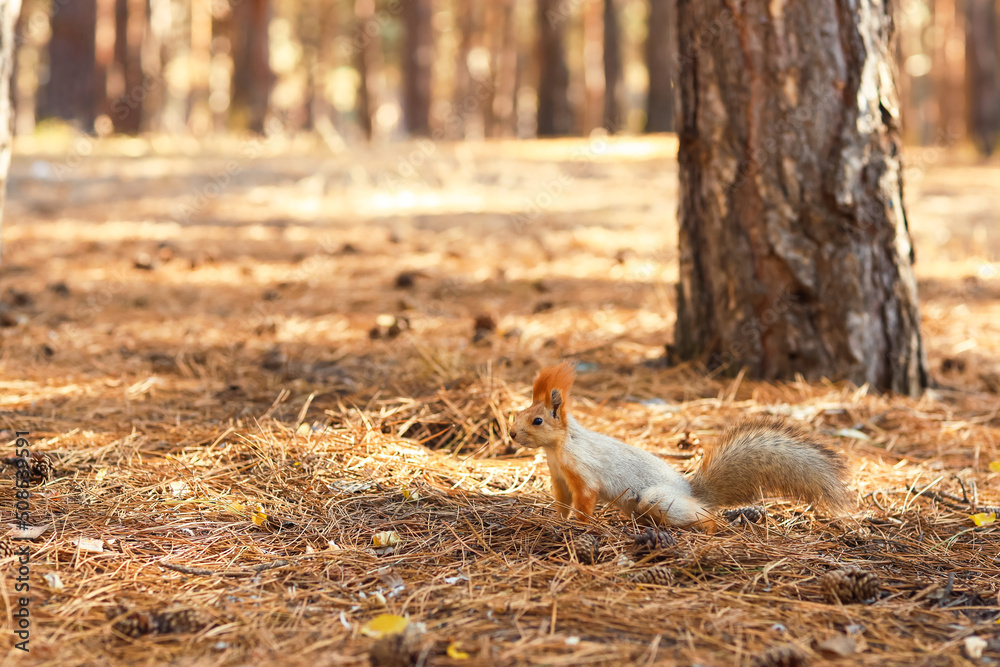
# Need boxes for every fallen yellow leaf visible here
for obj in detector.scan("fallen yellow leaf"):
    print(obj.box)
[372,530,401,548]
[989,461,1000,473]
[970,512,996,526]
[360,613,408,638]
[446,642,469,659]
[252,510,268,527]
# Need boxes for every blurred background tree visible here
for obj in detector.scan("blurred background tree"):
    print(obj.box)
[4,0,995,148]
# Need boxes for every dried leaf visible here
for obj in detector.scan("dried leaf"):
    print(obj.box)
[7,524,49,540]
[964,636,987,660]
[817,634,856,658]
[73,537,104,553]
[360,613,408,639]
[989,461,1000,473]
[446,642,470,659]
[834,428,871,441]
[168,481,190,498]
[378,567,405,591]
[251,510,268,527]
[970,512,996,526]
[44,572,64,590]
[372,530,401,548]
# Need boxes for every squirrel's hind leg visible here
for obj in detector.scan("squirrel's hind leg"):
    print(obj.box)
[637,487,715,530]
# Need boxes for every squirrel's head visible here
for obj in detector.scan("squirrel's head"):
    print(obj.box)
[509,362,575,449]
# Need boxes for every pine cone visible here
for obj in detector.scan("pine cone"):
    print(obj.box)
[821,565,879,604]
[630,567,674,586]
[631,527,677,551]
[3,453,53,484]
[723,506,765,525]
[572,533,602,564]
[750,644,807,667]
[0,537,15,559]
[107,606,155,638]
[31,455,53,483]
[154,608,213,634]
[108,605,214,636]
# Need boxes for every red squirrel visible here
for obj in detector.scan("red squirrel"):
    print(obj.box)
[509,362,851,529]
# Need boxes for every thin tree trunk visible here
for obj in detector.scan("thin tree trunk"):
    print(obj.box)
[402,0,434,135]
[354,0,382,140]
[930,0,964,144]
[451,0,474,139]
[536,0,572,136]
[1,0,21,268]
[110,0,145,133]
[489,0,518,137]
[11,4,34,136]
[602,0,623,131]
[229,0,271,133]
[582,0,603,133]
[674,0,927,395]
[39,0,97,127]
[645,0,675,132]
[188,0,211,133]
[966,0,1000,155]
[142,0,172,133]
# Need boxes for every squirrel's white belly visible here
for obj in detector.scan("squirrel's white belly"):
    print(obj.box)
[563,418,691,516]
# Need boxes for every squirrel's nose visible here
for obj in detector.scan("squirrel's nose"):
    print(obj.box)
[509,430,517,441]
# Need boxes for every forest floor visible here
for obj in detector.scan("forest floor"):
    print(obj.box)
[1,133,999,666]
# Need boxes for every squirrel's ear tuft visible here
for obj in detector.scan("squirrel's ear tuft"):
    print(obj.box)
[550,388,564,422]
[532,361,576,407]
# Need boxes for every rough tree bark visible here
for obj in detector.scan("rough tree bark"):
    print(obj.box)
[673,0,927,395]
[402,0,434,136]
[645,0,676,132]
[39,0,97,127]
[966,0,1000,156]
[1,0,20,267]
[536,0,572,136]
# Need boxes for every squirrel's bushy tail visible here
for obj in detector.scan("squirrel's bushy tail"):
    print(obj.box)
[689,416,851,511]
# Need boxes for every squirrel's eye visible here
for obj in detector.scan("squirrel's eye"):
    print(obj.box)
[532,417,543,426]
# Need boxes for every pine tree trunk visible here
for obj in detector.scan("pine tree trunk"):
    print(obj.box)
[488,0,518,137]
[536,0,572,136]
[229,0,272,133]
[673,0,928,395]
[354,0,382,140]
[110,0,145,133]
[402,0,433,136]
[966,0,1000,156]
[645,0,675,132]
[1,0,20,268]
[38,0,97,127]
[602,0,623,131]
